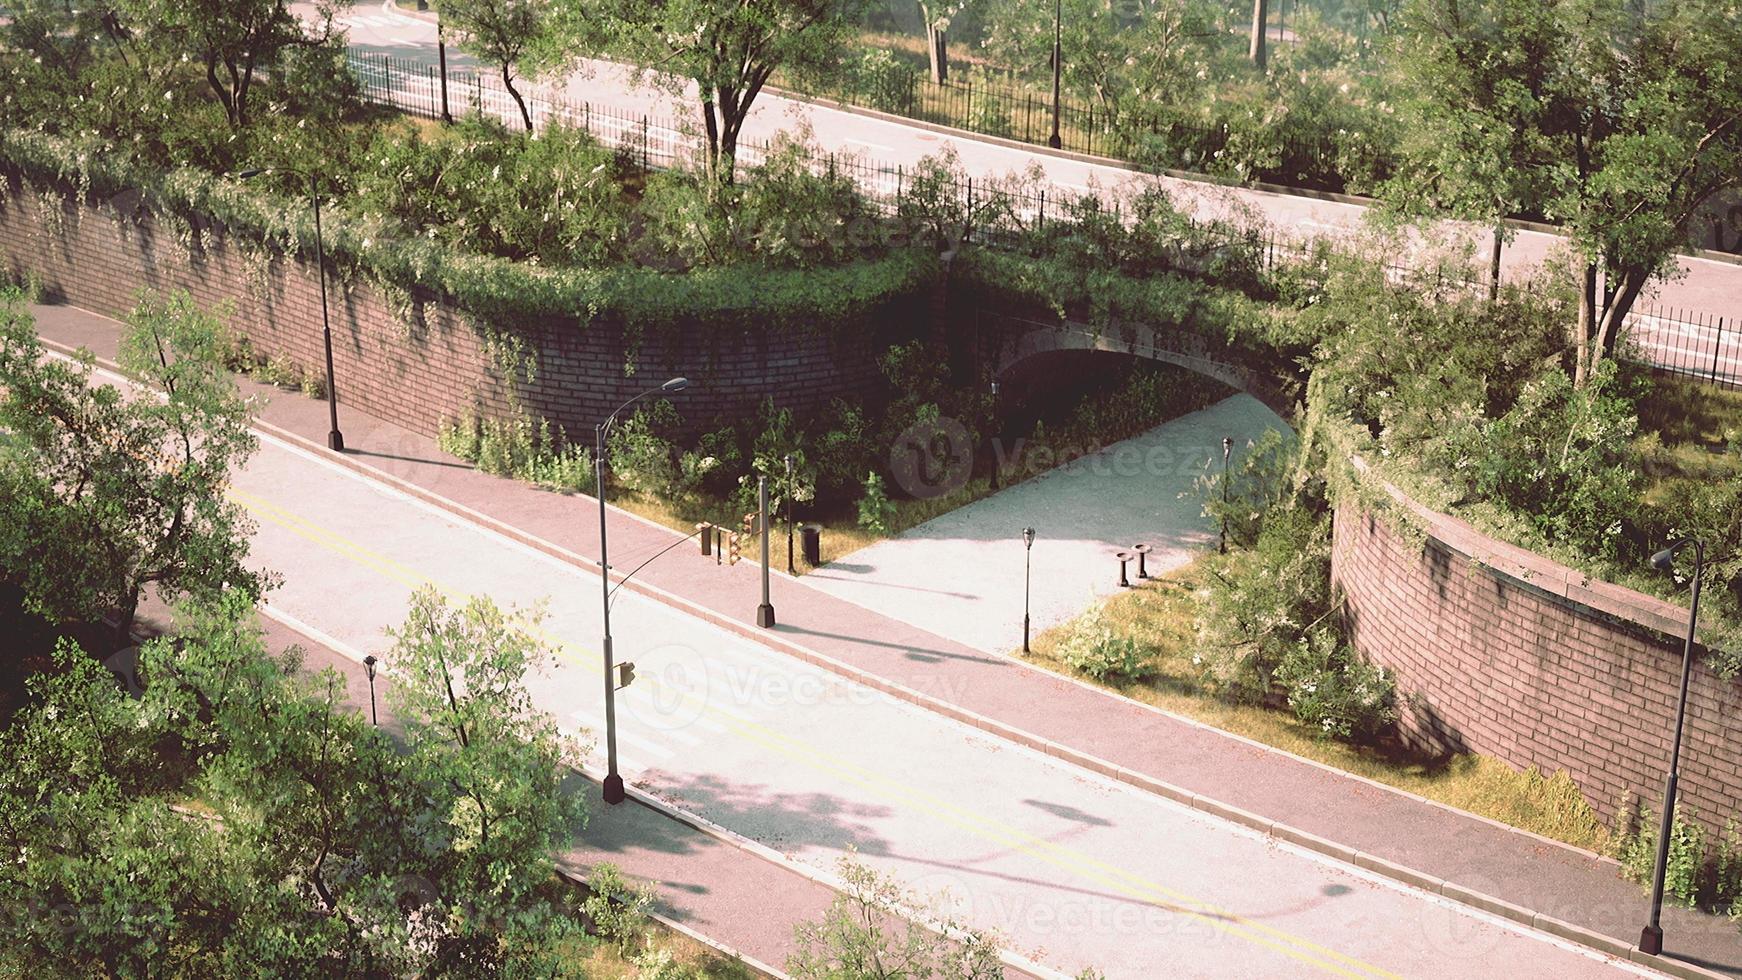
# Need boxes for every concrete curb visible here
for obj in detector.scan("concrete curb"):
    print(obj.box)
[39,336,1710,979]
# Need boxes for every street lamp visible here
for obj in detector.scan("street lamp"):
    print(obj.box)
[1220,437,1233,554]
[1022,527,1036,652]
[596,376,691,806]
[1048,0,1063,150]
[362,655,379,727]
[236,167,345,452]
[1639,537,1706,956]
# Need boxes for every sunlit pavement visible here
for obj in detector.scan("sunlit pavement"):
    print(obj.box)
[215,415,1652,978]
[806,394,1289,654]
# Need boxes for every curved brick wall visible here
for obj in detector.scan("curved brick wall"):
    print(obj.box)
[1332,469,1742,835]
[0,189,921,441]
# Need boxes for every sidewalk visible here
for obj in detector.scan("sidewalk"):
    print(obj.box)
[35,301,1739,978]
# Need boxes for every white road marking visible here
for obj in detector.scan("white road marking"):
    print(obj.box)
[843,137,895,152]
[570,709,676,759]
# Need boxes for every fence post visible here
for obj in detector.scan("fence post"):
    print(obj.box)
[965,78,973,129]
[643,115,651,172]
[1038,189,1045,233]
[1716,317,1729,387]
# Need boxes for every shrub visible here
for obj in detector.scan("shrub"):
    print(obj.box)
[582,864,652,954]
[849,49,913,114]
[1273,627,1395,741]
[856,471,896,534]
[607,403,680,497]
[1616,799,1707,910]
[439,410,594,493]
[1058,605,1155,683]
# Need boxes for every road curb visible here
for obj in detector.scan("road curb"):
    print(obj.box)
[242,416,1716,979]
[38,334,1716,979]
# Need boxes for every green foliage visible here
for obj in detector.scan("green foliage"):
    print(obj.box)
[0,588,594,975]
[608,402,683,498]
[1058,605,1156,683]
[845,48,914,114]
[1195,428,1301,550]
[0,290,263,645]
[788,857,1004,980]
[856,471,896,535]
[432,0,571,131]
[1615,803,1742,918]
[1273,624,1395,741]
[355,118,633,266]
[583,864,654,954]
[440,409,595,493]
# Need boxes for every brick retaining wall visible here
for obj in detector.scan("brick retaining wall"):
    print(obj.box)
[1332,477,1742,835]
[0,187,913,442]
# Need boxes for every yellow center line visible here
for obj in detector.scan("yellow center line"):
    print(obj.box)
[234,483,1403,979]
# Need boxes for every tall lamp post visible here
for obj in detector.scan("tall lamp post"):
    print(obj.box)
[1220,437,1232,554]
[989,380,1002,491]
[1048,0,1063,149]
[236,167,345,452]
[1639,538,1706,956]
[1021,527,1036,652]
[596,376,692,805]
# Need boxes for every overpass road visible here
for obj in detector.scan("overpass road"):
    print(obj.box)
[316,0,1741,380]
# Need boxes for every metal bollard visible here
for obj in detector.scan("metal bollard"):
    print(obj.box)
[1115,551,1133,588]
[698,523,713,556]
[1133,543,1151,579]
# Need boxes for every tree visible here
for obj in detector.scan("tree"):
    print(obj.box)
[433,0,567,132]
[979,0,1237,113]
[0,588,594,975]
[575,0,866,183]
[918,1,967,83]
[384,586,591,973]
[120,0,341,129]
[1389,0,1742,386]
[0,290,263,649]
[788,857,1005,980]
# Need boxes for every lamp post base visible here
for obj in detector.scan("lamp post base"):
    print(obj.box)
[328,430,345,452]
[1640,926,1663,955]
[757,603,776,628]
[602,773,625,805]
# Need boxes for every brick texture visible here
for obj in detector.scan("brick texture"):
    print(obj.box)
[0,189,916,442]
[1332,505,1742,836]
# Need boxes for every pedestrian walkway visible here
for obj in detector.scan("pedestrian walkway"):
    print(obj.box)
[32,301,1738,978]
[805,393,1286,653]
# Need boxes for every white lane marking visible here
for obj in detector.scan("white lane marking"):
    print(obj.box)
[843,137,895,152]
[570,709,676,759]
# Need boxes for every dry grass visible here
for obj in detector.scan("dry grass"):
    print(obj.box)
[1019,562,1612,852]
[566,924,757,980]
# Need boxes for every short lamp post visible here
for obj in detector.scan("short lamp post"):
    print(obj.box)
[1639,538,1706,956]
[596,377,692,805]
[1021,527,1036,653]
[362,655,379,727]
[236,167,345,452]
[989,380,1002,491]
[1220,437,1233,554]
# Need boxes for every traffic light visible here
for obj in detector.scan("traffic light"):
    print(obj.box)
[616,662,636,690]
[727,531,741,565]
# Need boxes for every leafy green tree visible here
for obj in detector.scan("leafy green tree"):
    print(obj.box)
[918,1,968,83]
[1388,0,1742,386]
[572,0,867,183]
[433,0,569,132]
[385,586,592,974]
[788,857,1004,980]
[119,0,341,129]
[0,290,263,648]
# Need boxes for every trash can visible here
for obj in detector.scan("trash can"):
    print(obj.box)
[800,524,823,567]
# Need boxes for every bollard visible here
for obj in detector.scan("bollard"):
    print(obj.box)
[1115,551,1133,588]
[1133,543,1152,579]
[714,526,723,565]
[698,523,713,556]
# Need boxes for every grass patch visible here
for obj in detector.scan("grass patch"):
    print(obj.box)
[1635,373,1742,490]
[1019,562,1612,852]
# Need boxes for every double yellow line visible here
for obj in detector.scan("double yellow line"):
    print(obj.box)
[230,483,1400,979]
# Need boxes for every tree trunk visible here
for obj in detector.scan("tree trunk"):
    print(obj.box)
[1590,268,1648,367]
[1574,262,1599,387]
[925,22,949,84]
[113,589,139,652]
[1489,222,1503,301]
[502,66,532,132]
[1249,0,1269,71]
